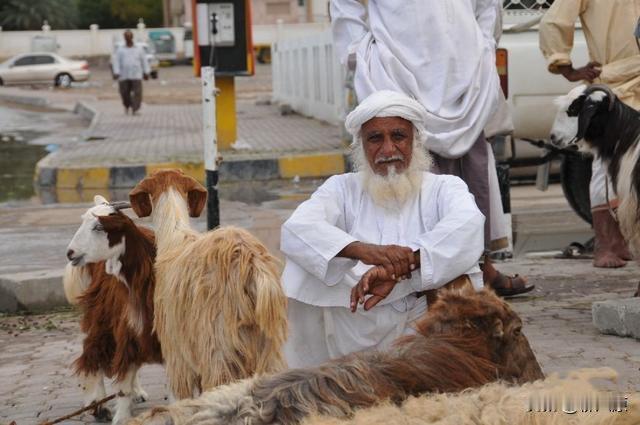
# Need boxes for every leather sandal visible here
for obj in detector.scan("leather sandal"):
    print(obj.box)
[488,272,535,297]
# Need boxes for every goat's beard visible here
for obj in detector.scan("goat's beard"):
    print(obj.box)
[351,138,431,211]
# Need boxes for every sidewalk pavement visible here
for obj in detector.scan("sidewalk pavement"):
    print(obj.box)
[0,82,347,192]
[1,257,638,425]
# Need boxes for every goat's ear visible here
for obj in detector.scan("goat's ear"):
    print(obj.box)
[576,99,601,140]
[94,195,108,206]
[187,187,207,218]
[97,213,124,231]
[129,188,152,218]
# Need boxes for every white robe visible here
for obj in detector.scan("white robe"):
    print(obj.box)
[331,0,502,159]
[280,172,485,366]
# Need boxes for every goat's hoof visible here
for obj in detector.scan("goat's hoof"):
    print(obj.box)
[93,405,113,422]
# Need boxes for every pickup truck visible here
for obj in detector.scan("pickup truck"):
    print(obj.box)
[496,3,591,222]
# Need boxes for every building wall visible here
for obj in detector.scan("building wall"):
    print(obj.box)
[251,0,306,25]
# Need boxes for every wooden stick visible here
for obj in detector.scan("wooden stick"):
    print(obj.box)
[38,393,116,425]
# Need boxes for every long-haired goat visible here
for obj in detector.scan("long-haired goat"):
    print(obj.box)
[304,368,639,425]
[128,169,288,399]
[66,195,162,424]
[128,288,544,425]
[550,84,640,295]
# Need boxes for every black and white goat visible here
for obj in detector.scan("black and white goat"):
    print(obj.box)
[550,84,640,272]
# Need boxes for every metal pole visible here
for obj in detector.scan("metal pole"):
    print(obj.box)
[201,66,219,229]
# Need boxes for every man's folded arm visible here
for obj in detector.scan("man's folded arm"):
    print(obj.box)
[409,177,485,291]
[281,177,358,286]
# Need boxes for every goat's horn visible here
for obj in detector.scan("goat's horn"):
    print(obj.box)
[110,201,131,210]
[583,84,616,111]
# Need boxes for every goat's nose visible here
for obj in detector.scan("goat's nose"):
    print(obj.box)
[550,134,558,144]
[66,249,75,261]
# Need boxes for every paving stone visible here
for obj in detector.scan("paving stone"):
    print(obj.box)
[592,298,640,339]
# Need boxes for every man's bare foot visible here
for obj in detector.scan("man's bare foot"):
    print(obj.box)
[591,209,629,268]
[614,243,633,261]
[593,250,626,268]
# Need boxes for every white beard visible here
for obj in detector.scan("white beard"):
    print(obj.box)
[362,165,423,210]
[351,135,431,211]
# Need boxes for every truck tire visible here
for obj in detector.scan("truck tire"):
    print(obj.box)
[560,153,593,225]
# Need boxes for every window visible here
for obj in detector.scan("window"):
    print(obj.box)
[13,56,35,66]
[32,55,56,65]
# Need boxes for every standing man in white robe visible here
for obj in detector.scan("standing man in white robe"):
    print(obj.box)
[280,91,485,368]
[330,0,533,296]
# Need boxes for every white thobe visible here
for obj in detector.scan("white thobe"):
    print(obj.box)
[112,46,150,81]
[280,172,485,367]
[331,0,502,159]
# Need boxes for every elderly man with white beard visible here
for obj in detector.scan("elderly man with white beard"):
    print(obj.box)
[280,91,485,368]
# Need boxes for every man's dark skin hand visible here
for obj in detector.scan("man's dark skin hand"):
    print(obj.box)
[557,61,602,82]
[338,241,416,282]
[349,257,419,312]
[143,74,149,81]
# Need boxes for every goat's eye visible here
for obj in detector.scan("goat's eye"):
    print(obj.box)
[93,223,104,232]
[513,327,522,336]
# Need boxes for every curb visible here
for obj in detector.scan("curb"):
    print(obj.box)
[0,269,67,313]
[592,298,640,340]
[0,93,50,108]
[36,149,351,190]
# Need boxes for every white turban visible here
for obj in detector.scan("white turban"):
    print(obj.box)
[344,90,428,145]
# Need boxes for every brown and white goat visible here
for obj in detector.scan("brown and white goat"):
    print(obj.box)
[129,288,544,425]
[66,195,162,424]
[129,169,288,399]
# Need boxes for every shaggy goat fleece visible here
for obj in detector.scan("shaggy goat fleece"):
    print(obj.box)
[304,368,639,425]
[62,261,92,305]
[128,289,544,425]
[131,170,288,399]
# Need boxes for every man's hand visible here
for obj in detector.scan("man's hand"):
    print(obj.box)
[350,266,398,312]
[339,242,416,281]
[558,62,601,82]
[143,74,149,81]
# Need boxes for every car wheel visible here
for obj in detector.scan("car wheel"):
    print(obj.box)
[55,73,73,88]
[150,71,158,79]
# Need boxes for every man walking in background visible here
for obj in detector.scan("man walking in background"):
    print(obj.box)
[112,30,150,116]
[540,0,640,268]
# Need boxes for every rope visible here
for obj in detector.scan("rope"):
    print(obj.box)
[37,393,117,425]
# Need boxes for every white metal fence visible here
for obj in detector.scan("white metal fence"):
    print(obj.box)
[272,29,346,126]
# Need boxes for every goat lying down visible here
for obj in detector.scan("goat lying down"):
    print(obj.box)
[304,368,639,425]
[129,169,288,399]
[128,288,544,425]
[551,84,640,260]
[66,196,162,424]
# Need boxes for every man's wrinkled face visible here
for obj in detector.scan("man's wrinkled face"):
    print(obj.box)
[361,117,414,176]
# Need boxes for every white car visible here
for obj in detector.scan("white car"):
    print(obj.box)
[0,52,90,87]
